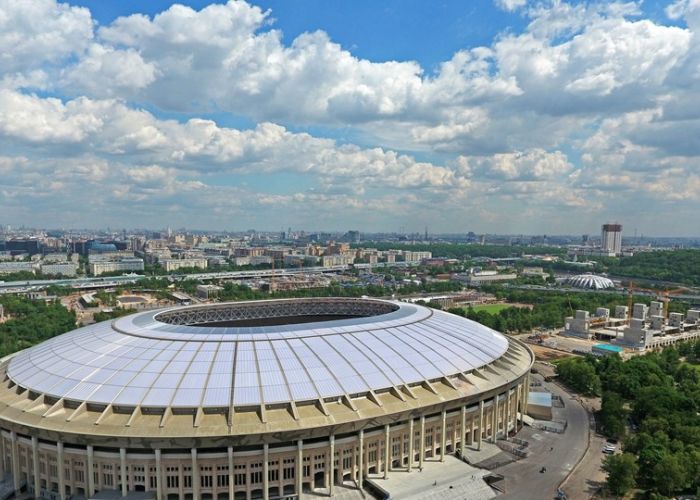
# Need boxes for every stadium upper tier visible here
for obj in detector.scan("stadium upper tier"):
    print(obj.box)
[7,298,509,410]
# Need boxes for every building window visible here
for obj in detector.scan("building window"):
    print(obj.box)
[234,464,246,486]
[217,473,228,488]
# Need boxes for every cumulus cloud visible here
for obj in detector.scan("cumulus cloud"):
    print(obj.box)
[457,149,573,181]
[2,0,700,233]
[0,0,93,73]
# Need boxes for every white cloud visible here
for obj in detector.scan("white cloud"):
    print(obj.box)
[495,0,528,12]
[0,0,93,73]
[2,0,700,233]
[457,149,573,181]
[60,44,157,97]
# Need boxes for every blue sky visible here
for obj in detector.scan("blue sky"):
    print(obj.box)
[74,0,528,68]
[1,0,700,235]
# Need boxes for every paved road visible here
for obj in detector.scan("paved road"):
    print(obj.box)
[496,374,590,500]
[560,397,607,499]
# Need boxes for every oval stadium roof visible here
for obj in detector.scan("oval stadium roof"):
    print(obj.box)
[565,274,614,290]
[7,298,509,410]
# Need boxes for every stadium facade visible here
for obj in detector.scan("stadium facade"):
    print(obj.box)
[0,298,533,499]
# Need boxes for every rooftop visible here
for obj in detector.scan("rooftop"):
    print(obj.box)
[7,298,510,410]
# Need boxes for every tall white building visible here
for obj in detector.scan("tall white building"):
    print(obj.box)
[601,223,622,255]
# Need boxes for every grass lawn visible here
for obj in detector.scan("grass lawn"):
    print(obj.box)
[466,303,512,314]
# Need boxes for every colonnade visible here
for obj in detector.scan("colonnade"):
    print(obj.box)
[0,381,529,499]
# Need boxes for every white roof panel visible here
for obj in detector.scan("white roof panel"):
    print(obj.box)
[7,299,509,408]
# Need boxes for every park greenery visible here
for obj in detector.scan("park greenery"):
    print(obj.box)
[0,270,76,282]
[93,307,135,322]
[601,249,700,287]
[213,280,463,302]
[0,295,76,357]
[556,342,700,498]
[522,248,700,288]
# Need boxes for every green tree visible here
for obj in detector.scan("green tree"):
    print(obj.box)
[651,453,686,496]
[599,391,626,438]
[556,357,601,396]
[602,453,638,496]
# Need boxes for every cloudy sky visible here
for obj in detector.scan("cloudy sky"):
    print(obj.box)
[1,0,699,235]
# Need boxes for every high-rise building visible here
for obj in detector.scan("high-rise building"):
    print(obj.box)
[601,223,622,255]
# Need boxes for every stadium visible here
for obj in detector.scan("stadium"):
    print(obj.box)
[0,298,533,500]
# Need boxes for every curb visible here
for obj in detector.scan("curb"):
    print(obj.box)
[557,390,594,494]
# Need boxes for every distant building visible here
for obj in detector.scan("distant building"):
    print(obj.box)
[161,258,208,272]
[601,223,622,255]
[4,239,41,255]
[321,254,355,267]
[41,262,78,277]
[88,251,135,262]
[43,253,68,263]
[0,261,36,275]
[196,284,223,300]
[401,251,432,263]
[89,258,144,276]
[455,271,517,286]
[521,267,548,280]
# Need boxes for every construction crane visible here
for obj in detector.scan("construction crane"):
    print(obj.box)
[626,280,688,321]
[659,287,687,318]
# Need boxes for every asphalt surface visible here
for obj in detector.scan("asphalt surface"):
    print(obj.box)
[496,374,590,500]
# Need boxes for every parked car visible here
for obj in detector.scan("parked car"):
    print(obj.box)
[603,444,616,454]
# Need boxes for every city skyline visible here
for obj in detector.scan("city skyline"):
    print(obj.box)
[2,0,700,234]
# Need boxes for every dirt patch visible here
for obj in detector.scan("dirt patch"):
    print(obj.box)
[528,344,575,362]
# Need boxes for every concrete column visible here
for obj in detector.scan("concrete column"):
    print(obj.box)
[477,400,484,451]
[504,388,511,440]
[491,395,499,442]
[524,374,531,417]
[0,433,5,479]
[177,465,184,499]
[383,424,390,479]
[469,412,476,446]
[87,444,95,497]
[520,382,525,429]
[460,406,467,457]
[57,441,66,500]
[10,431,19,493]
[263,444,269,500]
[407,418,414,472]
[32,436,40,499]
[155,449,162,500]
[513,383,520,430]
[295,440,302,497]
[329,435,335,496]
[440,410,446,462]
[120,448,128,497]
[419,416,425,469]
[227,447,234,500]
[191,448,199,500]
[357,430,364,490]
[511,387,518,432]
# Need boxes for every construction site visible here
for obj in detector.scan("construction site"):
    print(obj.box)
[563,289,700,351]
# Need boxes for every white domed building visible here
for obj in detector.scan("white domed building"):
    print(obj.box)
[565,274,614,290]
[0,298,532,499]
